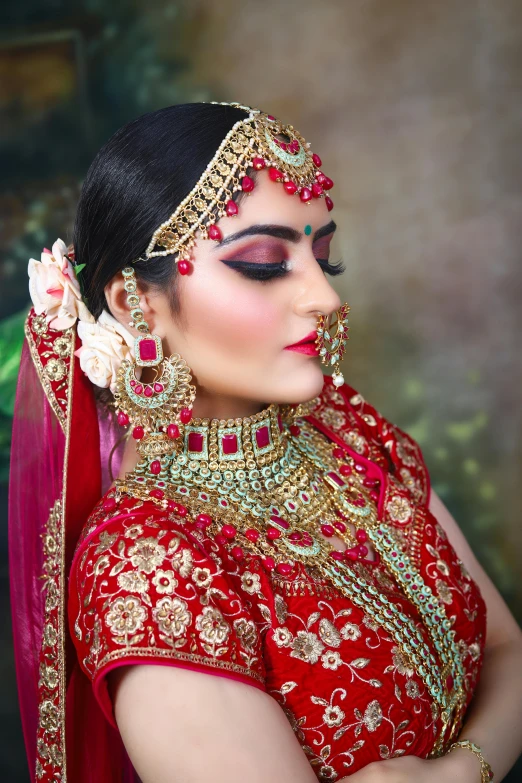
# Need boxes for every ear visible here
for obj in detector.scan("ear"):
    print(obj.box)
[104,271,167,338]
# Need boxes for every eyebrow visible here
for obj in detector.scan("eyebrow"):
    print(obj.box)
[215,219,337,248]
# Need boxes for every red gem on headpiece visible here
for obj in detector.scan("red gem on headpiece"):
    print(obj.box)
[144,386,153,398]
[269,167,284,182]
[117,411,129,427]
[316,172,327,184]
[154,383,164,393]
[208,224,222,241]
[311,182,324,198]
[299,187,312,203]
[267,115,276,121]
[226,199,238,216]
[322,176,334,190]
[284,181,298,195]
[178,260,191,275]
[252,157,265,170]
[325,196,334,212]
[279,142,287,151]
[241,175,255,192]
[132,426,144,440]
[150,460,161,475]
[134,384,143,395]
[179,407,192,424]
[312,153,322,167]
[289,140,300,154]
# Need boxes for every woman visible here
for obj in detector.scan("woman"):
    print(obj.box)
[9,102,522,783]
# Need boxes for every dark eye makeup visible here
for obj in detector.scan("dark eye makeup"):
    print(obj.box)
[221,257,345,282]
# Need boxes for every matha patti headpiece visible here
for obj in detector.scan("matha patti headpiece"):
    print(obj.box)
[143,101,335,274]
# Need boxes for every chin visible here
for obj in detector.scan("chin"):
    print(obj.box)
[269,363,326,405]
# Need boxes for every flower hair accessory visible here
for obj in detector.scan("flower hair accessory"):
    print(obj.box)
[28,239,135,392]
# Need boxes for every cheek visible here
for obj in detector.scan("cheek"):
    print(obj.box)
[187,276,282,350]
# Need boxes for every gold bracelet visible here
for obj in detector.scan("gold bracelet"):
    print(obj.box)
[447,739,494,783]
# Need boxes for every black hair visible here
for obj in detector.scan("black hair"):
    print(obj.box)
[73,103,253,319]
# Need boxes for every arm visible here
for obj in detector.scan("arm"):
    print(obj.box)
[109,664,319,783]
[427,489,522,781]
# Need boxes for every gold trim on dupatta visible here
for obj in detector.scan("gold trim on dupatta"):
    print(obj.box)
[26,311,75,781]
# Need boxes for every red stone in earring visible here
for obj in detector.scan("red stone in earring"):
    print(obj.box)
[312,153,322,167]
[325,196,334,212]
[284,181,298,195]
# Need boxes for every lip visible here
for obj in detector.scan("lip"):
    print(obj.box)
[285,330,319,356]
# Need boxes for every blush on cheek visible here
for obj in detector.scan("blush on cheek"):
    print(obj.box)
[194,284,280,348]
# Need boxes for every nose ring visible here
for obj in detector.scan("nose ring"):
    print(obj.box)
[315,303,350,388]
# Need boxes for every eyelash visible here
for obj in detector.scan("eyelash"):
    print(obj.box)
[222,258,345,282]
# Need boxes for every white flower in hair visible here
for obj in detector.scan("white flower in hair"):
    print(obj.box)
[76,310,136,393]
[28,238,94,330]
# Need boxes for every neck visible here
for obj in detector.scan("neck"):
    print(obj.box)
[190,387,268,421]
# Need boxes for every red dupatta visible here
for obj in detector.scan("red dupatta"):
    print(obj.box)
[9,309,137,782]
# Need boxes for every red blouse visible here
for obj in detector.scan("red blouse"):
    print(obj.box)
[68,379,486,781]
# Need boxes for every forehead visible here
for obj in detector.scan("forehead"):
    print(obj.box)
[219,167,330,236]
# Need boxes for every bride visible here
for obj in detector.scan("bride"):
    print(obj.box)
[10,101,522,782]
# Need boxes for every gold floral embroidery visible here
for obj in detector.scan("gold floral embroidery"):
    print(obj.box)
[241,570,262,594]
[290,631,325,663]
[386,495,412,524]
[153,596,192,642]
[106,596,148,642]
[117,571,149,593]
[151,569,178,594]
[341,429,367,454]
[195,606,230,647]
[436,579,453,605]
[128,537,167,572]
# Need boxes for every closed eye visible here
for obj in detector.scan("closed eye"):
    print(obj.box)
[221,258,345,282]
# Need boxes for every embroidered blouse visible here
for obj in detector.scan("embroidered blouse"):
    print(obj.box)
[68,379,486,781]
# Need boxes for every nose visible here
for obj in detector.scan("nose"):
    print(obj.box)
[292,258,342,320]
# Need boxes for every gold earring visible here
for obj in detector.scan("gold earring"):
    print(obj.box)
[114,266,196,460]
[315,303,350,387]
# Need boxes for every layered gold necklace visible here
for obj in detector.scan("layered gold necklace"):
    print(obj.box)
[115,401,467,755]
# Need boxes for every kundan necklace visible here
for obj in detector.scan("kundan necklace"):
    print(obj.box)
[115,401,380,574]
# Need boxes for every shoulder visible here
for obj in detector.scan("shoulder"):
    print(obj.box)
[310,376,431,505]
[68,494,267,727]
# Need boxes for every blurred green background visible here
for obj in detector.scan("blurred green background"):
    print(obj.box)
[1,0,521,779]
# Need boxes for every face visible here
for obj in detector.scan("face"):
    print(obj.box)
[111,168,343,414]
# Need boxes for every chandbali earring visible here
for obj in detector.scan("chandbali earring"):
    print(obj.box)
[114,266,196,460]
[315,303,350,388]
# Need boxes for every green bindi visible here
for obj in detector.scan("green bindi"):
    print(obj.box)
[304,224,312,236]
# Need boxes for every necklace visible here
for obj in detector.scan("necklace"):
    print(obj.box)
[115,401,467,753]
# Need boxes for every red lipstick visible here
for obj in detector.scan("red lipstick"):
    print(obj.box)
[284,330,319,356]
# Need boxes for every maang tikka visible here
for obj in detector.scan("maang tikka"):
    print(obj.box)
[316,303,350,387]
[114,266,196,460]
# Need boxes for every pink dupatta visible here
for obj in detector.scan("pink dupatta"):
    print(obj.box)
[9,310,138,782]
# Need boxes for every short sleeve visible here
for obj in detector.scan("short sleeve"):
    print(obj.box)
[68,504,267,727]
